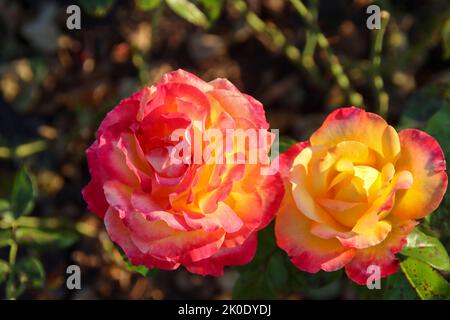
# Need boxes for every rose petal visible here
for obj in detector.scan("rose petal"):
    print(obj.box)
[392,129,448,220]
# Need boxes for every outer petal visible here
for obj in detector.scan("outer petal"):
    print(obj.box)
[124,211,226,263]
[278,141,311,178]
[104,208,179,270]
[82,141,108,218]
[184,233,257,276]
[97,96,140,138]
[345,219,417,285]
[392,129,448,220]
[161,69,213,92]
[310,107,400,162]
[275,194,356,273]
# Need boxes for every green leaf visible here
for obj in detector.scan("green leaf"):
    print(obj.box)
[200,0,224,22]
[15,227,78,251]
[267,251,289,291]
[10,167,37,218]
[0,198,9,213]
[442,19,450,59]
[423,104,450,238]
[165,0,209,28]
[0,229,12,248]
[291,269,342,299]
[401,228,450,271]
[383,269,418,300]
[424,104,450,160]
[7,257,45,299]
[232,225,279,299]
[400,257,450,300]
[0,260,9,285]
[16,257,45,289]
[279,136,297,153]
[233,268,278,299]
[135,0,161,11]
[78,0,116,17]
[118,247,158,277]
[398,84,449,130]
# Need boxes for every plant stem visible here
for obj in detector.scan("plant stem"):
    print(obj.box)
[289,0,364,107]
[371,11,390,118]
[302,0,318,66]
[233,0,326,89]
[6,240,18,300]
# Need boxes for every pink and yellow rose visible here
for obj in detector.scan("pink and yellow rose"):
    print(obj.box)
[82,69,283,276]
[276,107,448,284]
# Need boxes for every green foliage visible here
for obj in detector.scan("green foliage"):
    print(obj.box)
[424,105,450,160]
[0,229,12,248]
[279,136,297,153]
[398,84,449,130]
[423,105,450,243]
[232,224,342,299]
[135,0,162,11]
[7,257,45,299]
[15,227,78,251]
[232,225,281,299]
[401,228,450,271]
[16,257,46,289]
[0,260,9,285]
[200,0,224,22]
[79,0,116,17]
[165,0,209,28]
[400,258,450,300]
[383,269,419,300]
[443,18,450,59]
[0,167,79,299]
[118,247,159,277]
[10,167,37,218]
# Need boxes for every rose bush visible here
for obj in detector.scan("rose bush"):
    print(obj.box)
[82,69,283,276]
[276,107,448,284]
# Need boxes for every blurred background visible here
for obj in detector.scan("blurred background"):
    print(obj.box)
[0,0,449,299]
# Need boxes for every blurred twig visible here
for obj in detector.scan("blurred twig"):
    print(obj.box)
[371,11,390,118]
[289,0,364,107]
[302,0,319,76]
[233,0,326,89]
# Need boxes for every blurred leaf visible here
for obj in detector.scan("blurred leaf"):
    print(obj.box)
[0,260,9,285]
[118,247,159,277]
[443,19,450,59]
[15,227,78,250]
[135,0,161,11]
[398,84,450,130]
[10,168,37,218]
[233,223,342,299]
[165,0,209,28]
[0,198,9,214]
[233,268,278,299]
[267,250,289,291]
[79,0,116,17]
[14,140,47,158]
[424,104,450,160]
[16,257,45,289]
[232,225,279,299]
[423,105,450,238]
[290,268,342,299]
[6,278,26,300]
[400,258,450,300]
[401,228,450,271]
[383,269,418,300]
[200,0,224,22]
[279,136,297,153]
[0,229,12,248]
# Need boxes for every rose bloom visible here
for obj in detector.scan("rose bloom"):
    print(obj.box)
[82,70,283,276]
[276,107,448,284]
